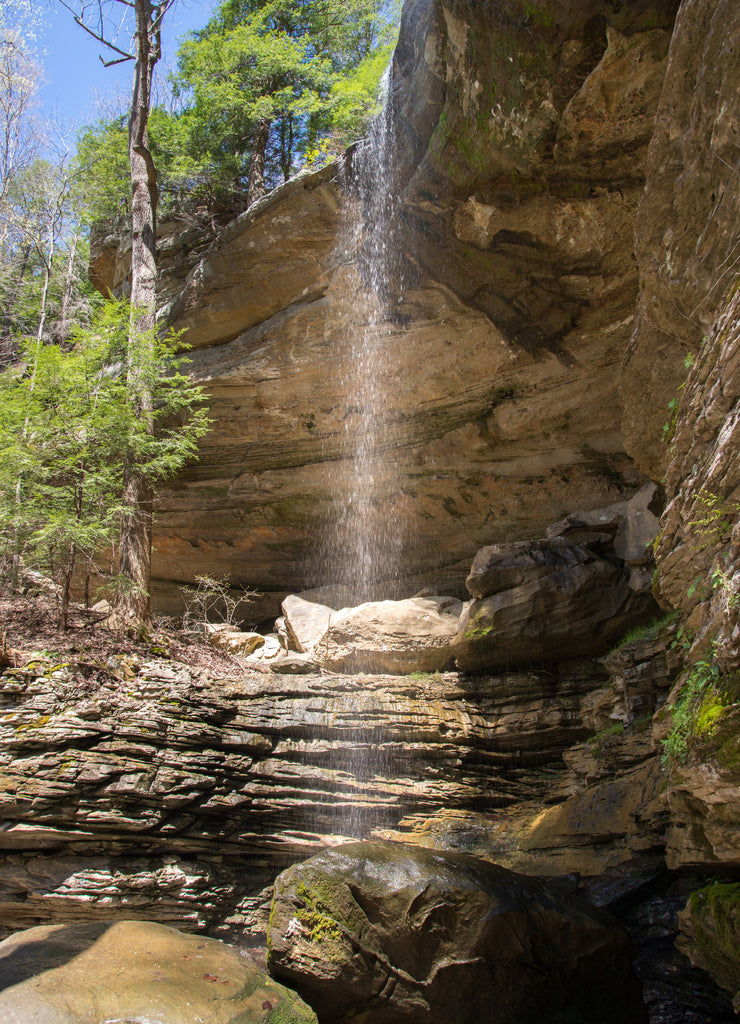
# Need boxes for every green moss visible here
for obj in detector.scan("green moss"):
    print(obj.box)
[15,714,51,732]
[696,694,726,737]
[687,882,740,977]
[608,611,678,654]
[587,721,624,747]
[463,612,494,642]
[293,877,349,954]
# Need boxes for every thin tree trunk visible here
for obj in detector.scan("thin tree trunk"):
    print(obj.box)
[114,0,160,632]
[60,543,76,631]
[246,120,270,206]
[58,231,79,341]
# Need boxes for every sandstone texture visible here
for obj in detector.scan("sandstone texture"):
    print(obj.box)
[55,0,740,1009]
[0,919,316,1024]
[452,526,657,673]
[267,841,647,1024]
[623,0,740,479]
[88,0,679,614]
[630,0,740,941]
[0,650,621,937]
[312,597,460,674]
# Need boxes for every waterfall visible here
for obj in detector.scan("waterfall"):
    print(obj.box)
[305,67,414,840]
[318,69,410,607]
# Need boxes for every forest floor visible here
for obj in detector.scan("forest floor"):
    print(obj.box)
[0,593,245,676]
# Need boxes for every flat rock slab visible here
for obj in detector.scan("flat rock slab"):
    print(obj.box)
[0,919,317,1024]
[267,840,647,1024]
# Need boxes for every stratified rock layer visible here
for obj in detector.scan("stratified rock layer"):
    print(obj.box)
[267,841,647,1024]
[0,653,613,937]
[89,0,678,613]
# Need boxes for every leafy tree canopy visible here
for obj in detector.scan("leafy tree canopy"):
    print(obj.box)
[74,0,400,219]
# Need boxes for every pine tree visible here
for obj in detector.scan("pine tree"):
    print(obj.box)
[0,301,210,629]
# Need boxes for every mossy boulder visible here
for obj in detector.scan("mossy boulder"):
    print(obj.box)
[677,883,740,1012]
[267,840,647,1024]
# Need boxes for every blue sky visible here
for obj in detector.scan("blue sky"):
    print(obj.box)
[38,0,217,140]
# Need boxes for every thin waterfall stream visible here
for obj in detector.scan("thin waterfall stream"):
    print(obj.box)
[320,74,409,606]
[309,73,419,841]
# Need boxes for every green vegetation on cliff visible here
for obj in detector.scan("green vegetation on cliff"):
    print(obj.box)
[76,0,401,219]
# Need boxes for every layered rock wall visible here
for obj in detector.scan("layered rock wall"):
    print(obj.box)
[90,0,679,615]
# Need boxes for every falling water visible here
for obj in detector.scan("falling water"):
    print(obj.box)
[309,68,415,840]
[319,68,409,606]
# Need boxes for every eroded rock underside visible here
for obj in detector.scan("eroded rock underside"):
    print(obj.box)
[15,0,740,1017]
[91,0,685,615]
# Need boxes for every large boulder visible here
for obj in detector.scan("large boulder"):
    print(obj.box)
[267,840,647,1024]
[312,597,460,674]
[282,594,335,652]
[0,919,316,1024]
[452,538,654,673]
[677,883,740,1013]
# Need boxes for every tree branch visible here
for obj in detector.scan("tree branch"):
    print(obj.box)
[56,0,135,61]
[100,53,134,66]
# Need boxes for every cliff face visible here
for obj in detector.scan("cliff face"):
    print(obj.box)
[17,0,740,1008]
[91,0,681,614]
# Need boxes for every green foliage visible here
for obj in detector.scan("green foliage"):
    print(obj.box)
[661,658,740,766]
[608,611,678,655]
[173,0,398,199]
[71,1,400,216]
[74,117,130,224]
[0,301,210,625]
[688,490,740,550]
[587,721,625,747]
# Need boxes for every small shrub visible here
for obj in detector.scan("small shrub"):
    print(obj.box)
[180,573,258,627]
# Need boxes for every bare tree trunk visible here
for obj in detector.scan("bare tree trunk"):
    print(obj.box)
[60,543,76,631]
[114,0,161,632]
[57,231,79,342]
[246,120,270,206]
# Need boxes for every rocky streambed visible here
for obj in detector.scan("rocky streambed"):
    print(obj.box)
[0,623,736,1022]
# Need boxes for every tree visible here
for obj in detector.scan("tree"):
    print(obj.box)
[0,2,46,363]
[0,301,210,629]
[0,1,43,237]
[169,0,400,202]
[60,0,175,630]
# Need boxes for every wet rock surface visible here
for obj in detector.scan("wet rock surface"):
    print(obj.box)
[0,919,317,1023]
[0,653,615,937]
[267,840,647,1024]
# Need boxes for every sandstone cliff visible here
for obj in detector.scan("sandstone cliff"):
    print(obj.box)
[77,0,740,1010]
[91,0,680,615]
